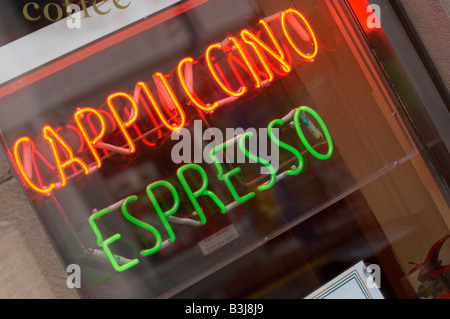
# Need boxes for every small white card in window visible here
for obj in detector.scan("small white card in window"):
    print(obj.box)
[198,224,240,256]
[304,261,385,299]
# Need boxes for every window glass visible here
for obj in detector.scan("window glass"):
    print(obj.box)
[0,0,448,298]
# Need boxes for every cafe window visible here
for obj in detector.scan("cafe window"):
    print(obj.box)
[0,0,448,299]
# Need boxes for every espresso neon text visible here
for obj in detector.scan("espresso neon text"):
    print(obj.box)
[12,8,319,195]
[89,106,333,272]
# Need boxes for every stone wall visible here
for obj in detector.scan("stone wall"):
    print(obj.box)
[0,149,78,298]
[399,0,450,91]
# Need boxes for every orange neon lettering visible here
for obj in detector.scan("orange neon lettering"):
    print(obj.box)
[74,108,107,168]
[109,92,139,128]
[178,57,219,112]
[85,112,110,157]
[123,107,156,147]
[31,147,61,189]
[13,137,55,194]
[30,153,45,190]
[138,78,186,131]
[142,105,164,141]
[281,9,318,61]
[132,81,164,144]
[153,73,186,129]
[227,53,250,89]
[106,92,139,153]
[51,127,80,175]
[215,63,234,91]
[13,8,320,196]
[205,43,247,97]
[42,126,90,187]
[57,124,85,154]
[240,20,291,75]
[98,108,118,132]
[227,37,266,88]
[34,148,56,170]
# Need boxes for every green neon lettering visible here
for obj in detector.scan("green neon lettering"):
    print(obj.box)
[209,139,254,203]
[122,195,162,256]
[238,132,277,191]
[146,181,180,242]
[177,164,226,224]
[89,208,111,248]
[210,143,227,181]
[267,119,304,175]
[86,267,113,284]
[224,168,255,203]
[294,107,333,160]
[89,206,139,272]
[102,234,139,272]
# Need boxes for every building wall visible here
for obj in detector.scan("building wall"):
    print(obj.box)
[398,0,450,91]
[0,0,448,299]
[0,150,78,298]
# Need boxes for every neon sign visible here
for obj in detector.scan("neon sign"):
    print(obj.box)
[88,106,333,272]
[11,8,319,196]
